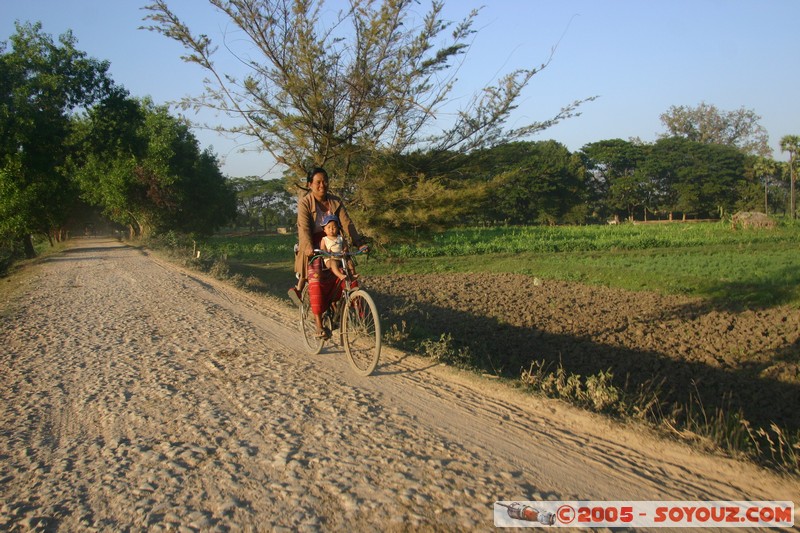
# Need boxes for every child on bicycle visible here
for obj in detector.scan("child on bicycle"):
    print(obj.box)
[320,214,358,282]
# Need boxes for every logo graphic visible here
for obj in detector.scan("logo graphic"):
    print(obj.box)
[496,502,556,525]
[494,500,794,528]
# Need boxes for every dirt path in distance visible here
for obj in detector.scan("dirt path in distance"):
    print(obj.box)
[1,238,797,531]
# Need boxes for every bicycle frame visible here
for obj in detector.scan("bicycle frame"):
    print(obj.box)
[300,248,380,375]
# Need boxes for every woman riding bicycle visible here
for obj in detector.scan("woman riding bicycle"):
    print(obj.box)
[289,167,367,338]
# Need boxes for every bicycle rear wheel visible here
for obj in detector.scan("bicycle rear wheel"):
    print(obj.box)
[299,286,324,354]
[342,290,381,376]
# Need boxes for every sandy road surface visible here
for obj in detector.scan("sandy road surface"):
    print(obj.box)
[1,238,797,531]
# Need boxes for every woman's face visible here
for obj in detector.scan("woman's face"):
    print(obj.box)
[310,172,329,200]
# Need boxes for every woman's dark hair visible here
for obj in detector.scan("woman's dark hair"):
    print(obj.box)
[306,167,329,183]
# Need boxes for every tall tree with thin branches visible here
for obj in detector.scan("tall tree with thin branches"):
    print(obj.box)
[141,0,594,189]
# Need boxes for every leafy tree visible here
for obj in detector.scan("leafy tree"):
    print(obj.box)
[645,137,745,218]
[606,170,656,221]
[780,134,799,219]
[70,96,237,237]
[734,158,767,214]
[354,150,488,237]
[171,146,238,235]
[470,141,586,225]
[659,102,770,157]
[142,0,594,234]
[580,139,648,220]
[0,22,113,256]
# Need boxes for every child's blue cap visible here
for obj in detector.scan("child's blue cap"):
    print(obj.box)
[322,214,339,226]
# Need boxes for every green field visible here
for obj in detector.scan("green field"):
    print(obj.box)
[190,221,800,309]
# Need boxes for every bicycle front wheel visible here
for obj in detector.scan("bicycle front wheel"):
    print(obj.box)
[342,290,381,376]
[299,286,324,354]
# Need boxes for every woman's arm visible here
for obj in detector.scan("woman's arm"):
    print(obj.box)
[297,195,315,256]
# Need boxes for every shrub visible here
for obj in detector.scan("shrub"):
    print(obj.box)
[521,361,622,414]
[421,332,475,368]
[209,258,230,279]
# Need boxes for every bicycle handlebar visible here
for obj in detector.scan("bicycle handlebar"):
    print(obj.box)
[310,247,369,262]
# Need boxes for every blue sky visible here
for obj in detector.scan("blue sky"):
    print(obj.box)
[2,0,798,179]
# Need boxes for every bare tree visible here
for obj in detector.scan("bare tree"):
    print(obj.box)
[659,102,771,157]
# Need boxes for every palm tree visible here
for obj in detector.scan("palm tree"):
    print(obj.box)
[780,135,800,219]
[752,157,776,214]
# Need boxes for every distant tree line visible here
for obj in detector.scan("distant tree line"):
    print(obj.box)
[342,134,796,239]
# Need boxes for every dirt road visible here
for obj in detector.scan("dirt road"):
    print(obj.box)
[1,238,797,531]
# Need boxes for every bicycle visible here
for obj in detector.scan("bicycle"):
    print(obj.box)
[298,248,381,376]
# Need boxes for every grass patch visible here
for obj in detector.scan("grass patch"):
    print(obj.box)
[202,233,297,263]
[363,223,800,309]
[155,222,800,308]
[389,221,797,256]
